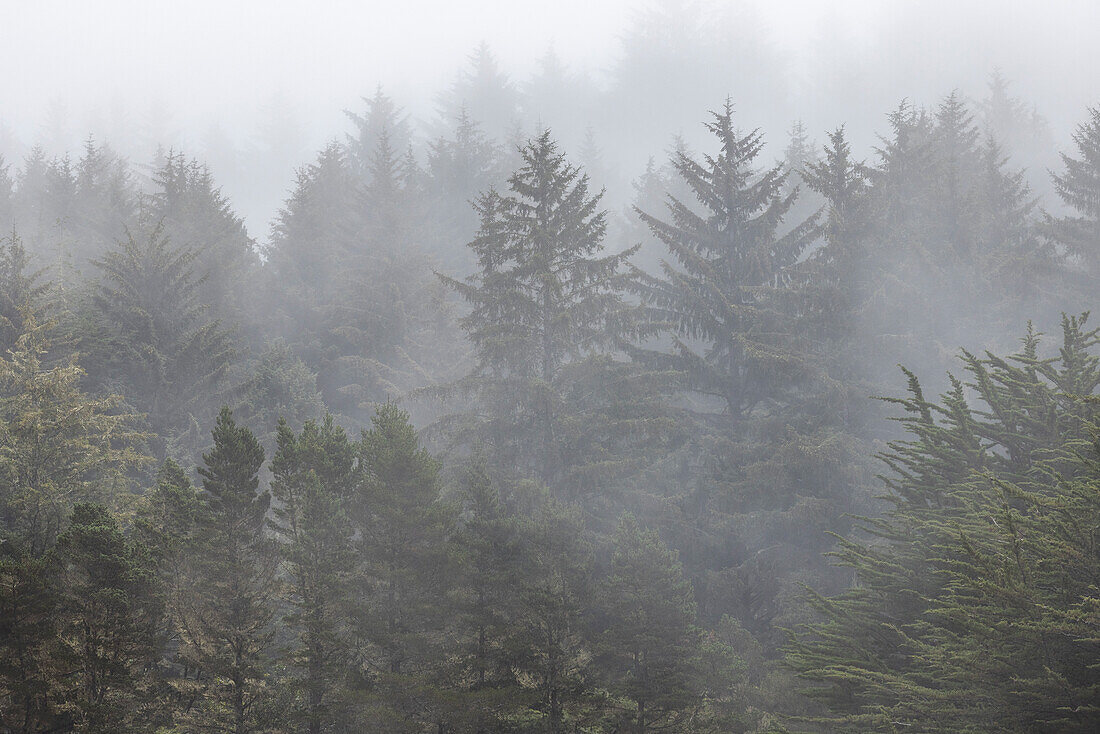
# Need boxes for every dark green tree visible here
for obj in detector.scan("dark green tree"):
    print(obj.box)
[178,407,277,734]
[54,503,163,733]
[594,514,703,733]
[512,497,597,734]
[351,402,453,731]
[0,545,57,733]
[445,452,527,731]
[270,415,358,734]
[786,315,1100,732]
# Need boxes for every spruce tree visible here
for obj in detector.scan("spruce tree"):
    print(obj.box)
[351,402,453,730]
[594,514,703,733]
[0,542,57,733]
[437,43,522,143]
[629,102,850,653]
[54,503,163,733]
[178,407,277,734]
[631,100,818,419]
[270,415,358,734]
[81,224,235,459]
[445,452,527,730]
[0,317,145,555]
[512,497,597,734]
[425,109,504,272]
[145,151,258,322]
[440,130,642,494]
[1047,106,1100,284]
[0,233,49,354]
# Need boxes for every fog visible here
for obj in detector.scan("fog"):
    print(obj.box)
[2,2,1100,732]
[6,0,1099,233]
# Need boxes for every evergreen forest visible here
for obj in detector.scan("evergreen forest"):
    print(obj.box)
[2,8,1100,732]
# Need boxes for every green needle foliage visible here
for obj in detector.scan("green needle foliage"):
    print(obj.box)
[786,315,1100,733]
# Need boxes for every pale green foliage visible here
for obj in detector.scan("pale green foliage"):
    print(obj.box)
[0,317,146,555]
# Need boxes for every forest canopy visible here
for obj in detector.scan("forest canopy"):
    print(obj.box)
[1,6,1099,732]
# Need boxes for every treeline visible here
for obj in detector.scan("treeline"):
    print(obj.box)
[1,68,1099,731]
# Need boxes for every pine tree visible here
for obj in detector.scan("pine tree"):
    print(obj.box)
[785,315,1100,732]
[800,126,871,295]
[628,102,845,653]
[81,223,235,459]
[270,415,358,734]
[445,452,528,731]
[145,151,258,322]
[178,407,277,734]
[351,402,453,730]
[344,87,414,187]
[0,542,57,733]
[779,120,822,231]
[631,100,818,419]
[512,497,597,734]
[133,457,202,727]
[0,232,49,354]
[70,138,137,271]
[53,503,163,733]
[0,154,13,231]
[235,340,325,455]
[0,317,145,555]
[439,131,641,493]
[425,109,504,272]
[1047,106,1100,283]
[437,43,522,143]
[594,514,703,733]
[264,140,451,428]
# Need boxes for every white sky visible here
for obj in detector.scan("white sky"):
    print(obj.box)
[0,0,885,144]
[2,0,1098,232]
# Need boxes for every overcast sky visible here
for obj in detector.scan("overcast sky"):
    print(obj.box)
[3,0,1098,232]
[7,0,1095,139]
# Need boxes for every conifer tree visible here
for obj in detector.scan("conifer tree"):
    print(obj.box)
[629,102,848,653]
[344,87,414,187]
[235,340,325,455]
[70,138,137,271]
[631,100,818,419]
[133,457,202,725]
[786,315,1100,732]
[270,415,358,734]
[1047,106,1100,283]
[440,131,641,492]
[146,151,258,321]
[425,109,504,272]
[0,233,49,354]
[512,497,597,734]
[437,43,522,143]
[178,407,277,734]
[54,503,163,733]
[265,139,451,428]
[0,154,13,230]
[446,452,527,730]
[594,514,703,733]
[0,317,145,555]
[81,224,235,459]
[0,542,57,733]
[351,402,453,729]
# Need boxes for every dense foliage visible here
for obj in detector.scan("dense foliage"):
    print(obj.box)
[0,59,1097,733]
